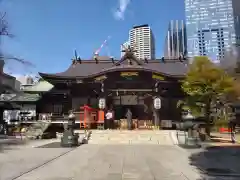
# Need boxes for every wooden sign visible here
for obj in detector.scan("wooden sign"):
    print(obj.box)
[94,75,107,82]
[152,74,165,81]
[120,72,138,77]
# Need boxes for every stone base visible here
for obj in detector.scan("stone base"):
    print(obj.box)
[178,144,201,149]
[61,134,79,147]
[179,137,201,149]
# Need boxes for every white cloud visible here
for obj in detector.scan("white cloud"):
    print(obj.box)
[113,0,131,20]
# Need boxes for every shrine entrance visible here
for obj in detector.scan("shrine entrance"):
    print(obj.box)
[105,89,156,129]
[86,69,183,130]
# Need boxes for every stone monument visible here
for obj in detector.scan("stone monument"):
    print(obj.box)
[61,110,79,147]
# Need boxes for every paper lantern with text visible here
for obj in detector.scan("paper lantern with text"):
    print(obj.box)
[153,97,161,109]
[98,98,106,109]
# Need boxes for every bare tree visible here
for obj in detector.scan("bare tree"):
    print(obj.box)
[0,12,13,37]
[0,3,35,71]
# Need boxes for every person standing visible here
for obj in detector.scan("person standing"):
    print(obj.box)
[229,120,236,144]
[105,110,113,130]
[126,109,132,130]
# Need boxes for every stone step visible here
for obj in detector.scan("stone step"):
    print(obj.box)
[88,130,175,145]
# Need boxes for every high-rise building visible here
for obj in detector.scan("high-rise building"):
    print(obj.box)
[164,20,187,58]
[17,75,34,85]
[185,0,240,62]
[121,41,130,57]
[129,24,155,59]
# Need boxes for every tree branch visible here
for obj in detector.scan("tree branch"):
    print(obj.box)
[0,9,35,70]
[0,11,14,38]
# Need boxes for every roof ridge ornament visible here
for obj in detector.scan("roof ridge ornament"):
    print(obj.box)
[144,57,148,63]
[72,50,81,66]
[94,56,99,64]
[116,45,143,66]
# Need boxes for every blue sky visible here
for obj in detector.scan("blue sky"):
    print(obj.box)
[1,0,185,75]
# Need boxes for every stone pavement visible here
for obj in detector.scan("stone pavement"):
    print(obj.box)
[0,146,73,180]
[1,144,202,180]
[1,130,239,180]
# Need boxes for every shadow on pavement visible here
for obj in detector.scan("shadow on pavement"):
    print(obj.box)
[36,142,79,148]
[0,139,27,152]
[189,145,240,179]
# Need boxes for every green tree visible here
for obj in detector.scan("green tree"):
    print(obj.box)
[181,56,235,136]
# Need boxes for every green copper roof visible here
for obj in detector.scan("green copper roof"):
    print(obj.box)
[9,93,40,102]
[23,81,53,92]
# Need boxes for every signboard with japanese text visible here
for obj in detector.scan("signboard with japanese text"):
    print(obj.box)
[152,74,165,81]
[94,75,107,82]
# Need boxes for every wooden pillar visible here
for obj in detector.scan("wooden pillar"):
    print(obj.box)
[83,106,87,129]
[0,108,5,135]
[99,81,106,128]
[98,110,105,123]
[153,81,161,127]
[153,108,160,126]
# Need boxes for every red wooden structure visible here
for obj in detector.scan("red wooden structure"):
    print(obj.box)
[97,110,105,129]
[219,127,231,133]
[80,105,98,129]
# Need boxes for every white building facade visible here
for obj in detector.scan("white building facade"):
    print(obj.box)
[129,24,155,59]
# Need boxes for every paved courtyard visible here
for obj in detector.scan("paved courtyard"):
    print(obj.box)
[0,130,239,180]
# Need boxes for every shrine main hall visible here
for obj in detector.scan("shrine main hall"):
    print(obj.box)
[38,49,188,128]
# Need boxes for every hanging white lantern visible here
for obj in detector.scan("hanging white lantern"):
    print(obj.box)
[99,98,106,109]
[153,97,161,109]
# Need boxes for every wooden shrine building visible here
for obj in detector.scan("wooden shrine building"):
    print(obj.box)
[39,48,188,128]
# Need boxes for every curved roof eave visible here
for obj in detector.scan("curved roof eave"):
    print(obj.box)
[39,72,81,79]
[39,66,186,80]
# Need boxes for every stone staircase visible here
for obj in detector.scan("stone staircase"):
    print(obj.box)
[25,121,51,139]
[88,130,175,145]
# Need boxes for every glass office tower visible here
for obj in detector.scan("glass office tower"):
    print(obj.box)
[164,20,187,59]
[185,0,240,62]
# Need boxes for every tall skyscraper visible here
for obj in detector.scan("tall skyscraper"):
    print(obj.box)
[17,75,34,85]
[129,24,155,59]
[120,41,130,57]
[164,20,187,58]
[185,0,240,62]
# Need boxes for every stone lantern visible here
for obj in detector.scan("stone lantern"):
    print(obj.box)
[61,110,79,147]
[179,110,201,148]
